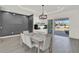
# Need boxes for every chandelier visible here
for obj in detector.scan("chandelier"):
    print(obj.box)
[39,5,47,19]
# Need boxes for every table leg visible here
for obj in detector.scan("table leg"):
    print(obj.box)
[38,42,40,53]
[49,38,52,53]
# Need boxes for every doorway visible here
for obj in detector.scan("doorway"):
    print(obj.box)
[54,18,69,37]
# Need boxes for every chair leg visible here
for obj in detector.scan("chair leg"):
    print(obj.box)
[38,47,40,53]
[49,46,52,53]
[34,47,37,53]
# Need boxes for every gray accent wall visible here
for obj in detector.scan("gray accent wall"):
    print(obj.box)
[0,11,33,36]
[0,12,3,36]
[28,15,33,32]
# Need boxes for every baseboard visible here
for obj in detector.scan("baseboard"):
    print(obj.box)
[69,37,79,40]
[0,34,20,39]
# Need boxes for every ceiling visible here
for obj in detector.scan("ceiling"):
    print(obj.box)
[18,5,79,15]
[0,5,79,16]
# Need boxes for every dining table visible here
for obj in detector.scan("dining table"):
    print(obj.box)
[30,32,46,52]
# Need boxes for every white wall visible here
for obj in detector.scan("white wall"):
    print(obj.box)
[69,11,79,39]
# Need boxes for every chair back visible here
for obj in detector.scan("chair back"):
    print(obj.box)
[21,31,33,48]
[20,33,25,43]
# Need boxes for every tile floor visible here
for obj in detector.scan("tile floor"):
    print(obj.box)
[0,35,79,53]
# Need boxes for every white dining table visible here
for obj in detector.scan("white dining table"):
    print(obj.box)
[31,35,43,42]
[30,33,45,52]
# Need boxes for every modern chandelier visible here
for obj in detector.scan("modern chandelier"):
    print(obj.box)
[39,5,47,19]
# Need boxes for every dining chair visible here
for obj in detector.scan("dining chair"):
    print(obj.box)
[34,34,52,53]
[20,31,35,48]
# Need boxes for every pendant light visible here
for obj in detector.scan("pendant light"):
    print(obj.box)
[39,5,47,19]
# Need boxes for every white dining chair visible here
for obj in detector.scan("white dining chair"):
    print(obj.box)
[20,31,35,48]
[34,34,52,53]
